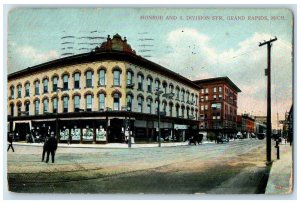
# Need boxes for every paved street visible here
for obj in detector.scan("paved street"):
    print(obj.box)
[7,139,273,194]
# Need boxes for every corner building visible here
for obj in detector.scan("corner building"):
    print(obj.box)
[7,34,200,143]
[193,77,241,138]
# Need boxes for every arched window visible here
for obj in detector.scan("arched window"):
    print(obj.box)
[176,105,179,117]
[187,107,190,119]
[169,84,174,94]
[147,98,152,114]
[25,101,30,115]
[74,73,80,89]
[162,81,168,94]
[63,96,68,113]
[126,94,133,111]
[155,79,160,91]
[10,86,15,99]
[86,94,93,111]
[52,97,58,113]
[186,91,190,103]
[162,101,167,114]
[17,85,22,98]
[181,89,185,102]
[137,96,144,113]
[86,71,93,88]
[99,69,106,86]
[99,93,105,111]
[43,98,49,113]
[181,106,185,118]
[10,103,14,116]
[169,103,173,117]
[34,100,39,115]
[43,78,48,93]
[137,74,144,91]
[176,87,180,100]
[74,95,80,112]
[127,70,133,85]
[147,77,153,93]
[17,103,22,116]
[113,93,120,111]
[195,95,198,106]
[113,70,121,86]
[25,83,30,97]
[52,76,58,92]
[35,81,40,95]
[63,74,69,90]
[155,100,159,114]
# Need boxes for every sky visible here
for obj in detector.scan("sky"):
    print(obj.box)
[7,8,293,129]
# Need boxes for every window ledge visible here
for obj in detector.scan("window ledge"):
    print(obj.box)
[84,86,94,89]
[98,85,106,88]
[112,85,121,88]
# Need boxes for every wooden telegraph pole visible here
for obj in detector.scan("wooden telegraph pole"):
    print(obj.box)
[259,37,277,163]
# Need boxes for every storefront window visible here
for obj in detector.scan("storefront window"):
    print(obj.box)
[96,126,107,141]
[82,127,93,141]
[71,128,80,141]
[60,128,69,140]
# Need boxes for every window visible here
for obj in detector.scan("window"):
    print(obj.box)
[155,80,160,91]
[113,93,120,111]
[25,83,30,97]
[113,70,121,86]
[213,87,217,93]
[181,107,185,118]
[169,84,174,94]
[176,88,180,100]
[126,95,132,111]
[10,87,14,99]
[74,73,80,89]
[63,96,68,113]
[187,109,190,118]
[35,100,39,115]
[169,105,173,117]
[162,102,167,113]
[191,94,194,104]
[200,96,204,102]
[74,96,80,112]
[17,104,21,116]
[99,70,106,86]
[205,96,208,101]
[43,99,48,113]
[127,71,132,85]
[147,78,152,93]
[86,94,92,111]
[34,81,39,95]
[211,103,222,110]
[155,100,159,114]
[138,74,144,91]
[201,105,204,111]
[163,83,167,94]
[43,79,48,93]
[99,94,105,111]
[205,105,208,110]
[10,104,14,116]
[213,95,217,100]
[53,77,58,92]
[147,98,152,113]
[17,85,22,98]
[63,75,69,90]
[201,89,204,94]
[219,94,222,100]
[186,92,190,103]
[176,106,179,117]
[86,71,93,88]
[205,88,209,93]
[138,96,143,113]
[195,95,198,106]
[181,90,185,101]
[25,102,30,115]
[219,86,222,92]
[53,98,58,113]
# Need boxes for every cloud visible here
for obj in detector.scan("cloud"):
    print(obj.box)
[8,44,59,73]
[152,28,293,127]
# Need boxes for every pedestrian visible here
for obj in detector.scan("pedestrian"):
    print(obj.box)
[7,133,15,152]
[45,134,58,163]
[41,135,50,162]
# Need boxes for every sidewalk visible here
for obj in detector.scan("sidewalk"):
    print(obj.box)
[265,143,293,194]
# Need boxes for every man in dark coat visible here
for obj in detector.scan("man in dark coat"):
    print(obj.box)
[7,133,15,152]
[45,135,58,163]
[42,136,50,162]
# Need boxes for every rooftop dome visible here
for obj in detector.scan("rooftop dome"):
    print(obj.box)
[95,33,136,54]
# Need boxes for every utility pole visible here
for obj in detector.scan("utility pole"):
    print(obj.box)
[259,37,277,164]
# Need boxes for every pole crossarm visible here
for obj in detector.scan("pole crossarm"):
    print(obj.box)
[259,37,277,47]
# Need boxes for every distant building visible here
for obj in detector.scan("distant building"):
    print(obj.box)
[237,114,255,137]
[193,77,241,138]
[254,116,267,134]
[283,105,293,144]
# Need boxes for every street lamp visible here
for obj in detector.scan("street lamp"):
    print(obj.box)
[155,89,164,147]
